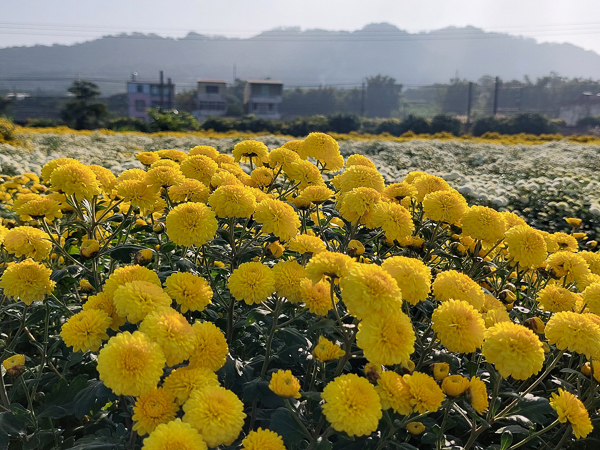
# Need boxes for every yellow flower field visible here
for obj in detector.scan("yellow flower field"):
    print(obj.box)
[0,131,599,449]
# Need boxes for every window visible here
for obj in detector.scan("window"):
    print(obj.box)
[206,85,219,94]
[261,85,269,96]
[151,86,160,96]
[136,84,144,93]
[268,103,273,111]
[253,103,258,111]
[135,100,146,111]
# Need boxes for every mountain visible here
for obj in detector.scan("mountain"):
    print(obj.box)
[1,23,600,95]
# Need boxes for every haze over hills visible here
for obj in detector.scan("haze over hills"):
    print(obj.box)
[1,23,600,95]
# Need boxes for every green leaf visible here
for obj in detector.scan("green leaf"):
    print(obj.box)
[107,244,145,263]
[500,430,513,450]
[72,380,115,420]
[511,394,553,426]
[269,407,309,445]
[160,242,177,253]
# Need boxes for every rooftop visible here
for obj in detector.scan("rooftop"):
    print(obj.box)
[246,79,283,85]
[197,79,227,84]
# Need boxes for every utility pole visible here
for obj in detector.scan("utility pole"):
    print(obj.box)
[493,76,500,116]
[159,70,164,111]
[466,81,473,125]
[233,64,237,84]
[360,80,365,116]
[167,77,172,110]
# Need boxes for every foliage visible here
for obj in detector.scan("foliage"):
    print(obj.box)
[106,117,150,133]
[24,118,60,128]
[430,114,462,136]
[147,108,199,132]
[472,113,558,136]
[0,134,600,449]
[366,74,403,118]
[60,80,109,130]
[0,117,16,143]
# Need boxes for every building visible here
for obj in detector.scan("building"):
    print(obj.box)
[559,92,600,126]
[127,72,175,122]
[192,79,227,121]
[243,79,283,119]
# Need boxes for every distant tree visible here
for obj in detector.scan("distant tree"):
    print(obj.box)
[175,90,197,114]
[365,75,402,118]
[0,96,13,116]
[61,80,108,129]
[147,108,198,132]
[430,114,462,135]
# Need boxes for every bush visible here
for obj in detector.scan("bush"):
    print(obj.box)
[375,118,404,136]
[148,108,199,132]
[107,117,149,132]
[430,114,462,136]
[327,114,361,134]
[24,118,60,128]
[399,114,431,135]
[576,116,600,128]
[473,113,556,136]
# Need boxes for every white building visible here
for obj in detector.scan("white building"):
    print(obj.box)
[243,79,283,119]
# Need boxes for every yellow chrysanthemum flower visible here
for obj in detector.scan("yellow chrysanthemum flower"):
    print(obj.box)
[164,272,213,313]
[60,309,111,352]
[550,389,593,439]
[375,371,413,415]
[188,321,229,372]
[321,373,382,437]
[580,251,600,275]
[15,196,63,222]
[189,145,219,159]
[299,279,332,315]
[139,307,196,366]
[82,291,126,331]
[0,258,55,305]
[142,418,207,450]
[41,158,81,182]
[269,370,301,399]
[410,174,451,202]
[340,263,402,319]
[306,251,356,282]
[468,377,489,414]
[545,311,600,360]
[241,428,286,450]
[403,371,445,414]
[268,147,300,170]
[272,260,307,303]
[346,153,375,168]
[163,366,220,405]
[432,300,486,353]
[371,202,414,241]
[182,385,246,448]
[356,310,415,365]
[228,262,275,305]
[461,205,506,244]
[553,232,579,252]
[536,285,578,313]
[103,265,162,299]
[136,151,161,166]
[288,234,326,255]
[97,331,166,397]
[302,132,344,171]
[116,180,160,213]
[168,179,210,204]
[432,270,485,311]
[180,155,218,186]
[4,226,52,261]
[482,322,544,380]
[156,149,187,162]
[89,164,117,193]
[442,375,470,397]
[254,199,300,242]
[482,308,511,328]
[504,225,547,268]
[422,189,468,225]
[165,202,218,247]
[337,187,381,226]
[338,165,385,193]
[381,256,431,305]
[582,283,600,315]
[233,140,269,166]
[132,387,178,436]
[284,160,324,189]
[407,422,426,435]
[545,252,590,285]
[50,163,101,200]
[312,336,345,362]
[383,182,418,203]
[113,281,172,324]
[251,167,274,186]
[208,184,257,218]
[297,185,334,205]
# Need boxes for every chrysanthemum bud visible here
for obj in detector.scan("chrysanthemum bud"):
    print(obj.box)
[582,362,592,377]
[406,422,426,436]
[80,239,99,258]
[364,362,382,382]
[524,317,545,334]
[432,362,450,381]
[566,218,582,228]
[133,248,154,266]
[442,375,471,397]
[153,223,165,234]
[586,241,598,249]
[347,239,365,257]
[265,241,285,259]
[3,354,25,377]
[499,289,517,304]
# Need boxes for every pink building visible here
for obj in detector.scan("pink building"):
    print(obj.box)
[127,73,175,122]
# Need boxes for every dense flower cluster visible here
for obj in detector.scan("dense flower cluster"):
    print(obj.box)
[0,131,597,449]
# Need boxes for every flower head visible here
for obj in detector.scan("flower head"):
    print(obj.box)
[407,422,426,435]
[432,300,486,353]
[117,180,160,213]
[113,281,172,324]
[50,163,100,200]
[228,262,275,305]
[302,132,343,171]
[241,428,286,450]
[461,206,506,244]
[321,374,382,437]
[545,312,600,360]
[337,187,381,225]
[381,256,431,305]
[233,140,269,166]
[3,355,25,377]
[103,265,161,300]
[432,270,485,311]
[299,279,332,315]
[371,202,415,243]
[357,310,415,365]
[273,260,307,303]
[60,309,111,352]
[83,292,126,331]
[375,371,413,415]
[141,418,207,450]
[164,272,212,313]
[442,375,470,397]
[163,366,220,405]
[0,259,55,305]
[550,389,593,439]
[4,226,52,261]
[139,307,196,366]
[410,174,451,202]
[482,322,544,380]
[97,331,166,397]
[536,285,578,313]
[422,189,467,225]
[168,179,210,204]
[545,252,590,285]
[133,388,178,436]
[209,184,257,218]
[180,155,218,186]
[432,363,450,381]
[306,251,356,282]
[403,371,445,414]
[338,165,385,193]
[182,385,246,448]
[254,199,300,241]
[269,370,301,399]
[504,225,547,268]
[583,283,600,315]
[313,336,345,362]
[166,202,218,247]
[188,321,229,371]
[288,234,326,255]
[468,377,489,414]
[15,196,63,222]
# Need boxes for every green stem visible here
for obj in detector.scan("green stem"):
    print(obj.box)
[508,419,560,450]
[260,298,283,377]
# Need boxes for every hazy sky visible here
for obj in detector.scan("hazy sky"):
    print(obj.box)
[4,0,600,54]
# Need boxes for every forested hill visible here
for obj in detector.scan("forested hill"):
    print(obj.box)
[2,23,600,94]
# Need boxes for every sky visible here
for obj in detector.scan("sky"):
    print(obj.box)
[3,0,600,54]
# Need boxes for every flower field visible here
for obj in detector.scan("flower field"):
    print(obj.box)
[0,131,599,448]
